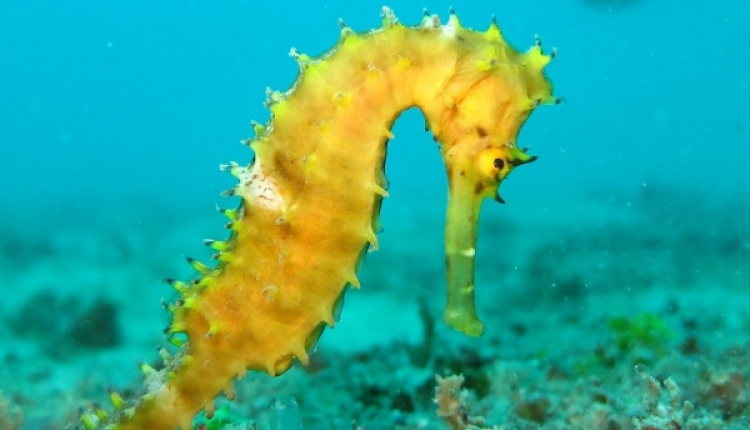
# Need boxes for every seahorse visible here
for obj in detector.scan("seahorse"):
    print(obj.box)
[77,7,556,430]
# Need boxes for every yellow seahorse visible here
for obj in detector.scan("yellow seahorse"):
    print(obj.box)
[78,7,555,430]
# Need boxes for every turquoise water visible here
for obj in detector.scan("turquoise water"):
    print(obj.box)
[3,1,746,207]
[1,1,748,429]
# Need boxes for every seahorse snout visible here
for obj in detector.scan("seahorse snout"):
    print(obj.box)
[441,142,538,336]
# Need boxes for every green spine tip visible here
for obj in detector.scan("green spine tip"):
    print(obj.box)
[219,161,244,178]
[108,388,125,411]
[160,298,174,312]
[163,278,188,294]
[216,205,239,220]
[381,6,398,27]
[92,403,108,421]
[264,87,284,106]
[168,336,186,347]
[138,361,157,377]
[80,410,97,430]
[204,238,230,251]
[168,321,187,333]
[213,252,235,264]
[251,120,266,137]
[183,296,197,310]
[198,276,216,288]
[337,18,354,37]
[486,15,502,41]
[289,47,311,67]
[186,257,212,275]
[158,347,170,363]
[206,323,220,338]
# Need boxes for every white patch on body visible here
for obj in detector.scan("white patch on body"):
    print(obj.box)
[239,159,284,211]
[442,20,457,38]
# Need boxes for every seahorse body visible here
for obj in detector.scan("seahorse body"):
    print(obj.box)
[79,8,554,430]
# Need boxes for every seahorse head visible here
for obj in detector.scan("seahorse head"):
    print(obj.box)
[458,141,538,203]
[436,37,555,336]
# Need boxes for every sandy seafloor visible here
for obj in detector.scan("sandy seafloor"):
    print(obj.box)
[0,182,748,430]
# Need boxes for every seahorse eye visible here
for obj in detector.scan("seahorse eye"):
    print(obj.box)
[476,149,511,183]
